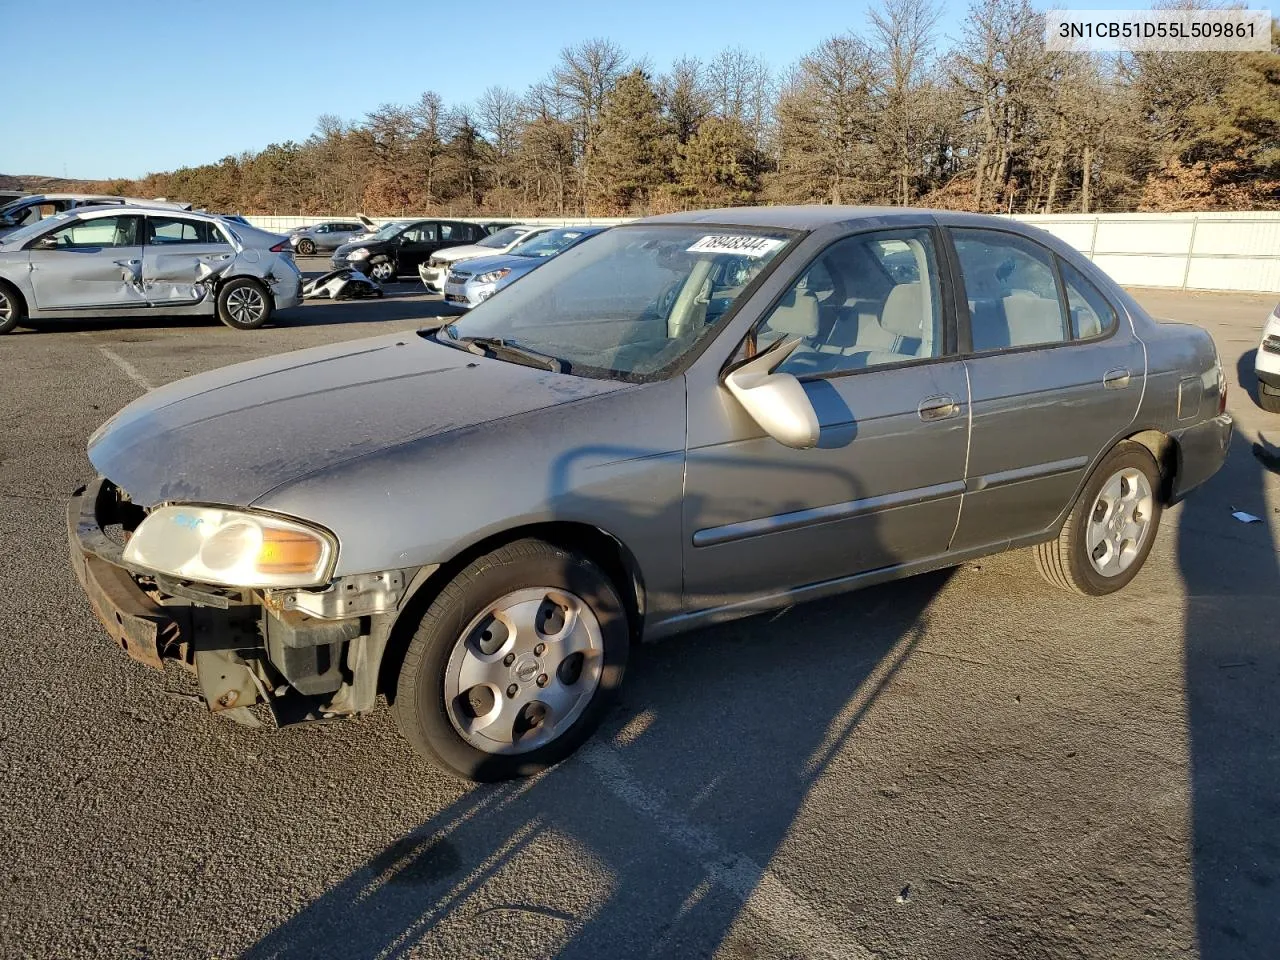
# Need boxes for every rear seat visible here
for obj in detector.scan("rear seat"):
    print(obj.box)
[970,293,1066,351]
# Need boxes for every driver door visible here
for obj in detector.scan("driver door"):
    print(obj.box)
[27,214,147,311]
[681,226,971,609]
[395,222,440,273]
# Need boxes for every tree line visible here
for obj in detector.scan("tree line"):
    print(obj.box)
[91,0,1280,216]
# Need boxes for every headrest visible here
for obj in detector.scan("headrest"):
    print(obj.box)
[769,287,820,337]
[881,282,926,339]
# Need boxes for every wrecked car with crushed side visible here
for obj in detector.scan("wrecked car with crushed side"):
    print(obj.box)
[69,206,1232,781]
[0,206,301,333]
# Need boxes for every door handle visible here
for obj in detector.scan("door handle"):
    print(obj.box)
[918,395,960,421]
[1103,368,1131,389]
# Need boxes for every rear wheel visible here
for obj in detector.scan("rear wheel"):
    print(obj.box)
[0,282,24,334]
[393,539,629,781]
[295,238,316,256]
[216,278,272,330]
[1034,441,1163,596]
[369,259,396,283]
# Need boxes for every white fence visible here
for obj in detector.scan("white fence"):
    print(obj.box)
[243,210,1280,294]
[1011,212,1280,294]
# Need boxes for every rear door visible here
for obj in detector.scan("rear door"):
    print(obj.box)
[27,214,147,310]
[142,215,236,306]
[947,227,1145,549]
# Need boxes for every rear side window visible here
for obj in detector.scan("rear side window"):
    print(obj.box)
[1059,259,1118,339]
[147,217,225,245]
[952,229,1067,351]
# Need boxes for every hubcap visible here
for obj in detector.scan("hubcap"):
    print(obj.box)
[1086,467,1154,577]
[443,587,604,755]
[0,290,11,322]
[226,286,265,325]
[373,262,393,280]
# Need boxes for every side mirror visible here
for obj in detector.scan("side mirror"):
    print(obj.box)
[723,338,821,449]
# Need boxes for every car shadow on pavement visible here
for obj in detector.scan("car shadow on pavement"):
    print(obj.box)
[240,577,946,960]
[1179,432,1280,959]
[241,435,954,959]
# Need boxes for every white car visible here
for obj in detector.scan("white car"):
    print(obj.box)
[418,224,551,292]
[1257,303,1280,412]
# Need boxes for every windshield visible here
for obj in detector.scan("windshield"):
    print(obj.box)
[478,226,528,249]
[372,221,407,240]
[439,224,793,381]
[511,228,596,259]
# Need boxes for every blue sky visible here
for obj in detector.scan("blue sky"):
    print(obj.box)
[4,0,1148,180]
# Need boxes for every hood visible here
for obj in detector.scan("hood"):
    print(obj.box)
[451,252,541,277]
[432,243,500,263]
[89,332,631,507]
[333,237,389,257]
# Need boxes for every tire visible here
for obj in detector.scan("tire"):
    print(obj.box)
[1035,441,1163,596]
[295,238,316,256]
[0,281,24,334]
[393,539,629,781]
[368,258,397,283]
[216,277,272,330]
[1259,381,1280,413]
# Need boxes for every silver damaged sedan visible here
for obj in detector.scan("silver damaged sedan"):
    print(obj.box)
[0,206,301,333]
[69,206,1232,780]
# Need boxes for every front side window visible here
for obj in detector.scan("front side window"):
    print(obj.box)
[952,228,1067,351]
[401,224,437,244]
[440,224,792,381]
[751,228,944,375]
[41,214,141,249]
[147,217,224,245]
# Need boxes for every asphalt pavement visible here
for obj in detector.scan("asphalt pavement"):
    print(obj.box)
[1,266,1277,959]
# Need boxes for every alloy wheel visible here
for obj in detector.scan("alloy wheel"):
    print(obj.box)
[226,285,266,325]
[1086,467,1155,577]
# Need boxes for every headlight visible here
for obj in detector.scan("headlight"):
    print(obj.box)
[474,268,510,284]
[123,505,336,589]
[347,247,370,260]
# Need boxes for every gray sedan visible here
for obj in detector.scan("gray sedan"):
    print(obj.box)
[0,206,301,332]
[69,206,1231,780]
[288,219,371,255]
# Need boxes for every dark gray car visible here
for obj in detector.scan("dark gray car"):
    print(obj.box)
[69,206,1231,780]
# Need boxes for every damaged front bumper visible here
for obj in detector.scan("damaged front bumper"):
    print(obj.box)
[68,477,413,727]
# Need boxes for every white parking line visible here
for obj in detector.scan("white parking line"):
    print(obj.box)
[98,347,154,392]
[581,743,876,960]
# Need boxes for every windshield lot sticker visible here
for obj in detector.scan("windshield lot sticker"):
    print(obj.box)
[687,235,785,258]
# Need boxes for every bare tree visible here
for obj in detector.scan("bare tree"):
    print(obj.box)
[661,57,711,144]
[869,0,942,204]
[551,38,630,210]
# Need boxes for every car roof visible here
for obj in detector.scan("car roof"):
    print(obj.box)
[636,205,1031,233]
[64,205,229,222]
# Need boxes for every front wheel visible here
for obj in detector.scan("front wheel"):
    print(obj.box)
[368,259,396,282]
[0,282,24,334]
[216,278,272,330]
[1034,441,1163,596]
[393,539,629,781]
